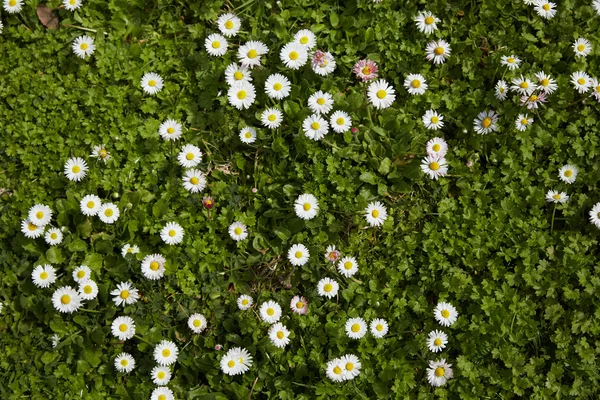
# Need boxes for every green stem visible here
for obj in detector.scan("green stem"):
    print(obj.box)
[134,335,153,346]
[551,203,557,233]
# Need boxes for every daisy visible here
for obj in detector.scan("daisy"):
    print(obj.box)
[32,264,56,288]
[220,347,253,375]
[364,201,387,227]
[217,13,241,37]
[80,194,101,216]
[110,281,139,307]
[558,164,578,184]
[290,295,308,315]
[78,279,98,300]
[589,202,600,228]
[111,316,136,341]
[317,277,339,298]
[370,318,389,338]
[535,72,558,94]
[237,295,253,310]
[294,29,316,49]
[52,286,82,314]
[98,203,119,224]
[495,80,508,100]
[141,72,164,95]
[237,41,269,69]
[3,0,23,13]
[159,119,183,141]
[188,313,207,334]
[0,21,3,34]
[28,204,52,227]
[308,91,334,115]
[264,73,291,100]
[114,353,135,373]
[521,92,548,110]
[280,42,308,69]
[404,74,427,95]
[90,144,110,163]
[571,71,592,93]
[414,11,439,35]
[150,387,174,400]
[422,110,444,130]
[425,40,451,64]
[324,245,340,263]
[228,81,256,110]
[51,334,60,348]
[590,77,600,101]
[511,75,537,96]
[434,302,458,327]
[337,256,358,277]
[427,330,448,352]
[72,35,95,58]
[294,193,319,220]
[203,196,214,209]
[224,63,252,85]
[64,157,88,182]
[141,254,167,280]
[426,137,448,157]
[154,340,179,366]
[160,222,184,245]
[368,79,396,109]
[151,366,172,386]
[73,265,91,283]
[260,107,283,129]
[427,359,454,387]
[228,221,248,241]
[288,243,310,266]
[573,38,592,57]
[340,354,361,380]
[239,126,257,144]
[352,59,378,82]
[259,301,282,324]
[325,358,345,382]
[330,111,352,133]
[515,114,533,131]
[500,55,521,70]
[182,169,207,193]
[63,0,82,11]
[302,114,329,141]
[268,322,291,348]
[594,0,600,14]
[44,227,63,246]
[311,50,336,75]
[546,190,569,203]
[177,144,202,168]
[21,220,44,239]
[473,110,499,134]
[534,1,557,19]
[345,317,368,339]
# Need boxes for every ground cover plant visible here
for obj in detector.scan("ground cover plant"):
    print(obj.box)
[2,0,600,398]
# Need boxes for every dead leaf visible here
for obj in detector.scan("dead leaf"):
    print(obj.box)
[36,5,59,30]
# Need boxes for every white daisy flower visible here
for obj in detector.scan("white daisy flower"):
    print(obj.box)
[414,11,439,35]
[237,41,269,69]
[261,107,283,129]
[264,73,291,100]
[495,80,508,100]
[280,42,308,69]
[151,366,172,386]
[32,264,56,288]
[228,81,256,110]
[427,359,453,387]
[340,354,361,380]
[90,144,110,163]
[474,110,499,134]
[330,111,352,133]
[268,322,291,348]
[239,126,257,144]
[294,193,319,220]
[21,219,44,239]
[302,114,329,141]
[370,318,389,338]
[78,279,98,300]
[188,313,207,334]
[154,340,179,366]
[404,73,427,95]
[63,0,82,11]
[217,13,241,37]
[228,221,248,241]
[590,77,600,101]
[80,194,101,216]
[52,286,82,314]
[28,204,52,227]
[73,265,91,283]
[500,55,521,70]
[337,256,358,278]
[98,203,119,224]
[290,295,308,315]
[426,137,448,157]
[72,35,95,58]
[3,0,22,12]
[515,114,533,131]
[427,330,448,352]
[44,228,63,246]
[111,316,136,341]
[121,244,140,258]
[177,144,202,168]
[317,277,339,298]
[141,72,164,95]
[182,169,207,193]
[535,72,558,94]
[150,387,174,400]
[573,37,592,57]
[558,164,578,184]
[425,39,451,64]
[224,63,252,85]
[288,243,310,266]
[51,334,60,348]
[237,295,253,310]
[160,222,184,245]
[594,0,600,14]
[114,353,135,373]
[141,254,167,280]
[534,0,557,19]
[434,302,458,327]
[259,300,282,324]
[325,358,345,382]
[159,119,183,141]
[571,71,592,93]
[345,317,368,340]
[220,347,253,375]
[368,79,396,109]
[308,91,334,115]
[511,75,537,96]
[546,190,569,203]
[325,244,340,263]
[589,202,600,228]
[64,157,88,182]
[422,110,444,130]
[364,201,387,227]
[110,281,139,307]
[294,29,317,49]
[311,50,336,76]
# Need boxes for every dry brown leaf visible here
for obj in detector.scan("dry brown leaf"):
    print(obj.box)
[36,5,59,30]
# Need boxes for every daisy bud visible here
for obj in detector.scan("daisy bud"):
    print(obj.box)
[351,127,358,134]
[112,193,119,199]
[203,196,215,209]
[215,344,223,350]
[252,187,258,193]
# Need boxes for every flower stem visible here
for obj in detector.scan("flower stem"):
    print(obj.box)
[551,203,557,233]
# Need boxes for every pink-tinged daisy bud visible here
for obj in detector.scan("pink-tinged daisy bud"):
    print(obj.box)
[203,196,215,209]
[351,127,358,134]
[252,187,258,193]
[215,344,223,350]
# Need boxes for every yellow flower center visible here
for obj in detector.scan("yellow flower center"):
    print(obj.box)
[40,271,48,279]
[577,78,586,85]
[542,3,550,11]
[148,80,156,87]
[72,165,80,173]
[435,367,445,377]
[266,308,274,316]
[577,44,585,52]
[346,362,354,371]
[411,79,421,88]
[61,295,71,305]
[119,324,127,332]
[296,301,304,309]
[28,223,38,230]
[242,299,249,305]
[324,284,333,292]
[167,127,175,134]
[376,89,387,99]
[268,114,276,122]
[500,87,505,93]
[225,20,234,29]
[429,162,440,171]
[50,233,58,239]
[247,49,258,59]
[371,209,379,218]
[482,117,492,129]
[441,309,450,318]
[311,122,320,130]
[596,86,600,93]
[233,71,243,80]
[336,117,345,125]
[541,78,549,86]
[237,90,247,100]
[105,208,113,217]
[120,359,128,366]
[120,290,130,299]
[529,94,538,101]
[300,36,309,44]
[507,57,514,63]
[186,153,194,160]
[36,211,44,219]
[376,324,383,331]
[344,261,353,270]
[190,177,199,185]
[351,324,360,332]
[273,83,282,91]
[80,43,88,51]
[521,119,529,125]
[520,82,528,89]
[289,51,299,60]
[158,395,166,400]
[228,360,236,368]
[69,0,76,4]
[553,194,561,200]
[276,331,284,339]
[431,116,439,124]
[83,285,92,294]
[162,349,170,357]
[303,203,311,211]
[234,227,243,235]
[244,132,252,138]
[362,66,371,75]
[564,170,573,177]
[150,261,160,271]
[212,41,220,49]
[434,46,444,55]
[434,338,442,346]
[193,319,201,327]
[333,366,342,375]
[432,143,441,152]
[77,271,85,278]
[295,251,303,258]
[168,229,176,237]
[157,371,165,379]
[424,16,434,25]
